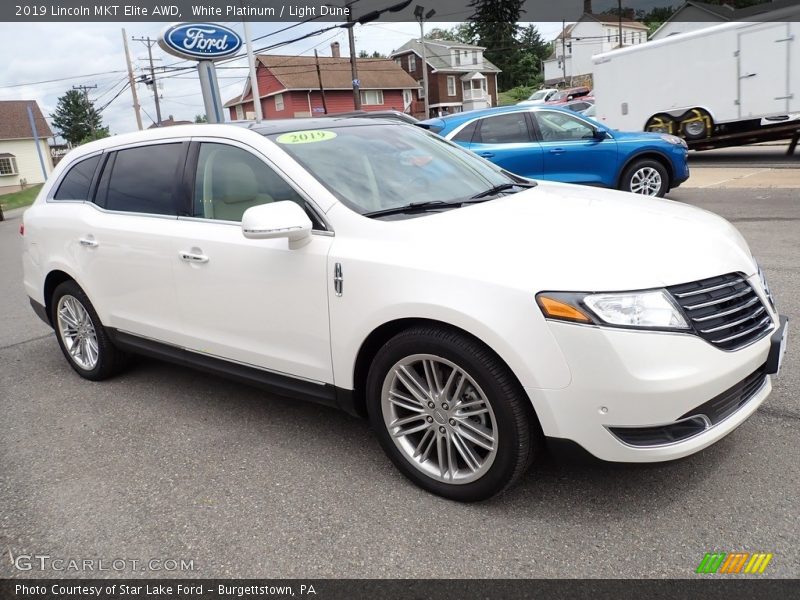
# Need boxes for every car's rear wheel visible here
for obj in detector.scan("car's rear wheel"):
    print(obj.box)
[366,326,538,501]
[621,159,669,197]
[51,280,127,381]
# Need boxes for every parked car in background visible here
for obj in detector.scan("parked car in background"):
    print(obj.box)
[324,110,418,124]
[22,120,786,501]
[562,97,595,115]
[546,86,591,105]
[517,88,559,106]
[419,105,690,197]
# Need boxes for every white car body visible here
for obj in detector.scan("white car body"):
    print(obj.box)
[22,123,784,472]
[517,88,558,106]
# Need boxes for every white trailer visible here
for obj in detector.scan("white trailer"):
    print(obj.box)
[592,5,800,150]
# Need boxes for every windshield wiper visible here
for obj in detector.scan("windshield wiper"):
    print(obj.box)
[469,181,535,200]
[362,200,459,218]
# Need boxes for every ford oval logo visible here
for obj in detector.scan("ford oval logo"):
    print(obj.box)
[158,23,242,61]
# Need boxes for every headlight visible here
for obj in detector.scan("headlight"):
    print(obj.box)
[659,133,688,148]
[537,289,689,330]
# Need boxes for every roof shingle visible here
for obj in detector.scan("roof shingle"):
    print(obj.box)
[0,100,53,140]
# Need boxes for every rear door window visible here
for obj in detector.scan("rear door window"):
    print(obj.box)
[474,113,532,144]
[53,154,102,200]
[100,143,185,215]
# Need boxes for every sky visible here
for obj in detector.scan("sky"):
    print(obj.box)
[0,20,565,139]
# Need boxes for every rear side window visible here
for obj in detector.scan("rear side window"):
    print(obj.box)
[53,155,101,200]
[474,113,531,144]
[452,121,478,144]
[101,144,184,215]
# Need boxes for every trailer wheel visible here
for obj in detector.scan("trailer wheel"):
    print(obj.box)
[645,113,676,135]
[679,108,713,140]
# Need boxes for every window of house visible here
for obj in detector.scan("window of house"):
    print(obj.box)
[452,50,461,66]
[408,54,416,71]
[235,105,244,120]
[0,154,18,176]
[447,76,456,96]
[100,143,184,215]
[474,113,531,144]
[274,93,284,111]
[417,81,425,99]
[360,90,384,106]
[395,58,401,67]
[53,154,101,200]
[192,143,311,224]
[472,51,479,65]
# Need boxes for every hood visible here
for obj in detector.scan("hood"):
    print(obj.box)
[611,129,672,144]
[386,181,756,292]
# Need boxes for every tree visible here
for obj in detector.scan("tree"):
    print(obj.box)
[425,24,477,44]
[51,89,104,146]
[468,0,525,90]
[358,50,387,58]
[194,114,208,123]
[79,127,110,145]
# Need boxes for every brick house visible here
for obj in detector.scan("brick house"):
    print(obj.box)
[389,39,501,119]
[225,43,419,120]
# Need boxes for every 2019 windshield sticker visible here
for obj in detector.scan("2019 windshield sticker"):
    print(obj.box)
[276,131,337,144]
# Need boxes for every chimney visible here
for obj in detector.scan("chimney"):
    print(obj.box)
[331,42,340,58]
[583,0,591,14]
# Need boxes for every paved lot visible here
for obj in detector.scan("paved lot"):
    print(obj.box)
[1,168,798,578]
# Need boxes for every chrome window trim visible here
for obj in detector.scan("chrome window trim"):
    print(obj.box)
[45,149,106,202]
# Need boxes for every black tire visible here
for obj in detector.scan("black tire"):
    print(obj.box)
[366,326,539,502]
[50,280,128,381]
[679,108,713,140]
[620,158,670,198]
[644,113,676,135]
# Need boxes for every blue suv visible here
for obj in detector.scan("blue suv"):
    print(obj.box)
[420,105,690,197]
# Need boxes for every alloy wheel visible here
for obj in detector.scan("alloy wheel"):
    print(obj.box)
[56,294,99,370]
[381,354,498,485]
[630,167,663,196]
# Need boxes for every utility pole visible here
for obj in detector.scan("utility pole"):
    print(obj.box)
[415,5,435,119]
[618,0,624,47]
[243,19,263,122]
[314,50,328,114]
[122,28,143,130]
[346,14,362,110]
[132,36,163,126]
[72,84,98,136]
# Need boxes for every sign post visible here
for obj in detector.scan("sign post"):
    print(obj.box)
[158,23,242,124]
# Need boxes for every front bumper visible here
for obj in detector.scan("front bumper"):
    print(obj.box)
[526,315,783,463]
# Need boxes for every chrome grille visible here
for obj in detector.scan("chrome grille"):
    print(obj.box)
[668,273,772,351]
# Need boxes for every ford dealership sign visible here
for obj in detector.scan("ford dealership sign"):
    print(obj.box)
[158,23,242,61]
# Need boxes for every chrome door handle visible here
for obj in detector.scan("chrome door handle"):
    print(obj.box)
[179,251,209,264]
[79,237,98,248]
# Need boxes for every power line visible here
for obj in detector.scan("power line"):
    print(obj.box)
[0,70,126,90]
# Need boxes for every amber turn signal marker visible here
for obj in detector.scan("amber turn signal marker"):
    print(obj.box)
[538,296,592,323]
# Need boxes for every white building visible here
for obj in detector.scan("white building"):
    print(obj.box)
[0,100,54,194]
[650,0,793,40]
[543,13,649,86]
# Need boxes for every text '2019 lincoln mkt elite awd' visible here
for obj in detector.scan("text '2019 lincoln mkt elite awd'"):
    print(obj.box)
[22,119,788,501]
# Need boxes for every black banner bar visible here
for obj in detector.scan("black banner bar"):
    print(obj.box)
[2,579,799,600]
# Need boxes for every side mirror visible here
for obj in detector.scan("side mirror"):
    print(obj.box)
[593,128,608,140]
[241,201,312,249]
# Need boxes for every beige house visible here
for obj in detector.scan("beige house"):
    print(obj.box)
[0,100,54,194]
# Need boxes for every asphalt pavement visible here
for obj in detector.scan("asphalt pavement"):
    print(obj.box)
[1,162,798,578]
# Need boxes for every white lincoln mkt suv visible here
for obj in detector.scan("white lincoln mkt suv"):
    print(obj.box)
[21,120,788,501]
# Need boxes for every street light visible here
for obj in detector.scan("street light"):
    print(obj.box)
[415,5,436,119]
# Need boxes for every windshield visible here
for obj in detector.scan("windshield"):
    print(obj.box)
[267,124,516,215]
[528,90,549,101]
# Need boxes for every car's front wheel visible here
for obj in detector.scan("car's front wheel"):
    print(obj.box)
[51,280,128,381]
[621,158,669,197]
[366,326,538,501]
